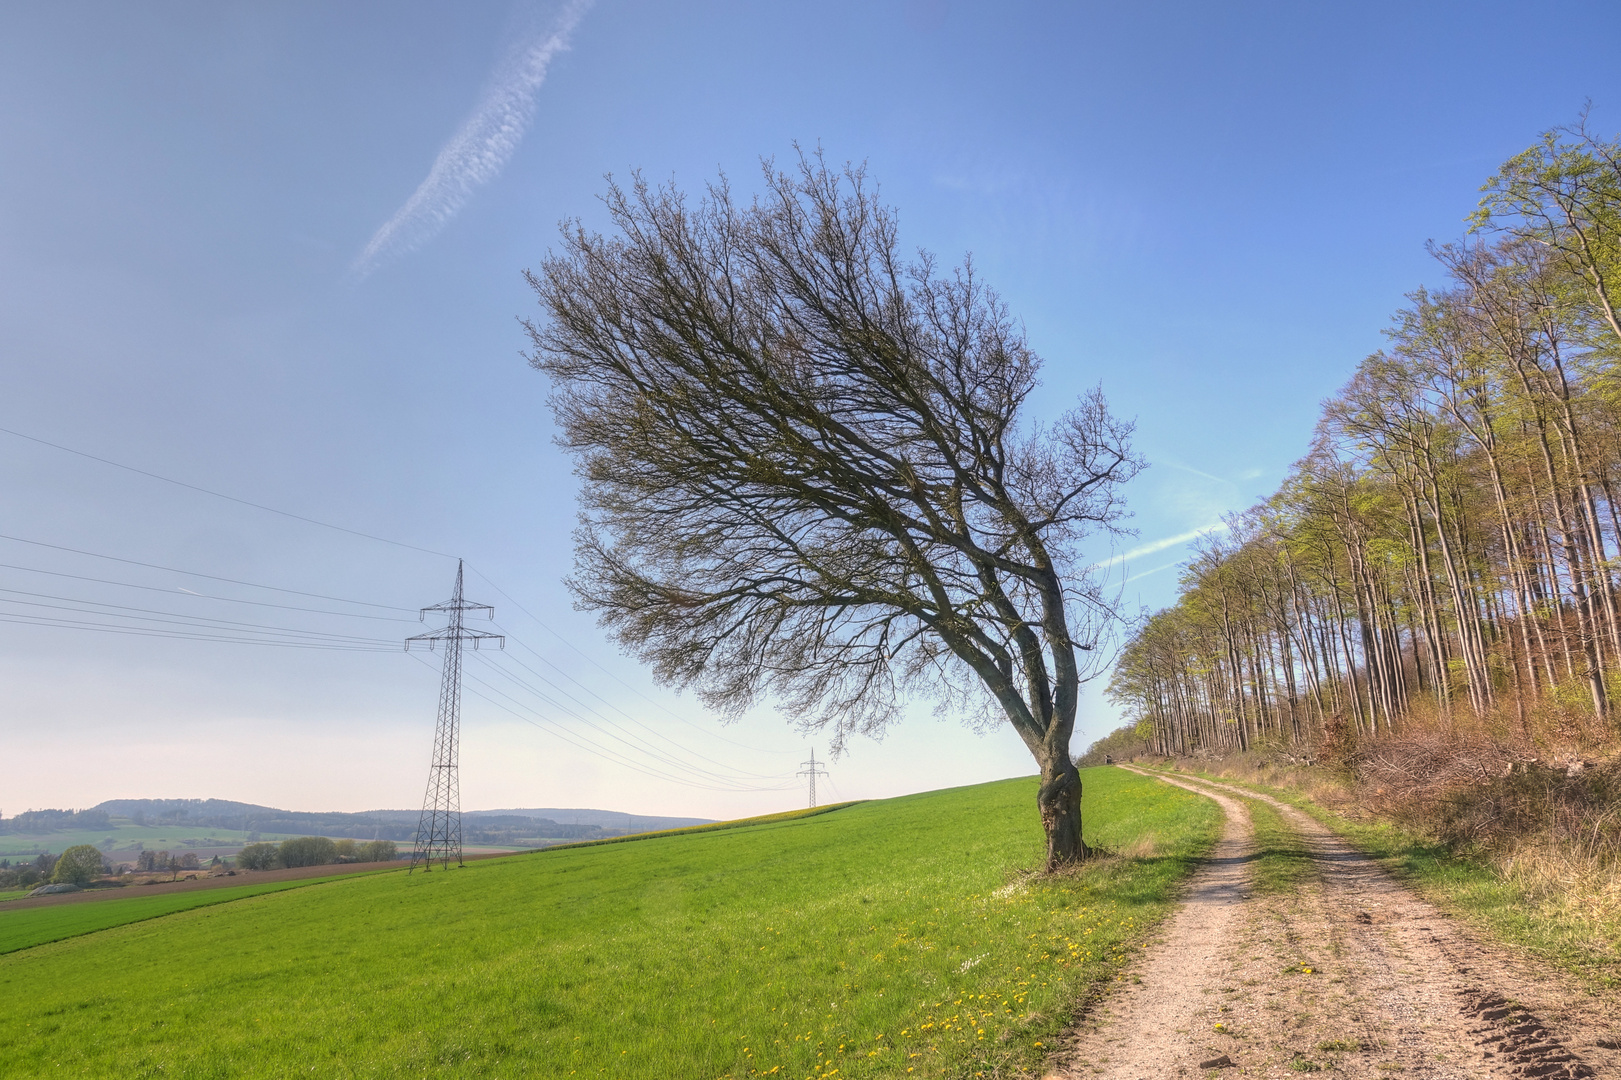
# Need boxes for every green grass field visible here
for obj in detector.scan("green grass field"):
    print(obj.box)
[0,873,397,955]
[0,825,304,861]
[0,768,1219,1079]
[1237,797,1314,896]
[0,809,860,957]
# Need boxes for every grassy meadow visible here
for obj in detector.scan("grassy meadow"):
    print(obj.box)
[1236,797,1314,897]
[0,873,393,956]
[0,768,1219,1078]
[0,825,303,862]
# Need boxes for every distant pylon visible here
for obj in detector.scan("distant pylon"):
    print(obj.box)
[797,748,829,809]
[405,560,503,872]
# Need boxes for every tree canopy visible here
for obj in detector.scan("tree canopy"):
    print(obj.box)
[1111,121,1621,759]
[51,845,105,886]
[526,152,1141,866]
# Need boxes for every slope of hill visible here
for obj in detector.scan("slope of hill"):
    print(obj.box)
[0,769,1219,1079]
[461,807,713,830]
[0,800,713,863]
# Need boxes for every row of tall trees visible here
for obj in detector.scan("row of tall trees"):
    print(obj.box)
[1109,119,1621,757]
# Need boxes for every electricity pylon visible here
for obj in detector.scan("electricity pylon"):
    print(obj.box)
[797,748,829,809]
[405,560,502,872]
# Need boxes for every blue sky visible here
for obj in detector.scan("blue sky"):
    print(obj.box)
[3,1,1618,818]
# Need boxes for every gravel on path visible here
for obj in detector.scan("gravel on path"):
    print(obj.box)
[1049,767,1616,1080]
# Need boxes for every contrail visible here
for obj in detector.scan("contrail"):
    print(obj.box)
[1089,523,1227,573]
[1156,458,1231,486]
[1125,560,1182,585]
[1114,523,1227,563]
[352,0,593,279]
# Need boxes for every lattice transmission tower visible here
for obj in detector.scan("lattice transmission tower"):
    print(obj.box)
[797,748,829,809]
[405,560,503,872]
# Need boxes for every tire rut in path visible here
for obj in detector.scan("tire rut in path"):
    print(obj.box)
[1049,768,1615,1079]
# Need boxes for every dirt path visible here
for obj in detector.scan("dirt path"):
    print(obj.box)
[1051,767,1617,1079]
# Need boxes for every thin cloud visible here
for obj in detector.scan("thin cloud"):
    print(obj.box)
[1157,458,1230,486]
[1125,560,1182,585]
[1093,523,1227,571]
[352,0,593,279]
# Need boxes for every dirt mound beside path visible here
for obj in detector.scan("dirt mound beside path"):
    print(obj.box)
[1049,768,1617,1079]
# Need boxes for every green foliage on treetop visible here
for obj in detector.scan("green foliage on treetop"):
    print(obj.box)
[49,846,105,887]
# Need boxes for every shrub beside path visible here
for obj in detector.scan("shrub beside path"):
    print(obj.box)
[1052,767,1616,1079]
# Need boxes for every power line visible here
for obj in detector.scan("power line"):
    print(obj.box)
[0,532,416,611]
[0,425,457,560]
[0,611,397,651]
[416,653,794,793]
[822,771,846,805]
[494,623,792,759]
[466,655,791,790]
[406,562,502,873]
[0,598,399,646]
[0,529,792,781]
[475,646,797,782]
[0,425,791,761]
[435,648,795,792]
[0,560,416,621]
[0,424,806,790]
[797,749,829,808]
[470,566,788,755]
[409,659,690,788]
[0,533,795,785]
[0,589,404,645]
[471,653,797,787]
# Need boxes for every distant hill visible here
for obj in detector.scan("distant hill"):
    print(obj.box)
[2,799,713,851]
[463,808,713,831]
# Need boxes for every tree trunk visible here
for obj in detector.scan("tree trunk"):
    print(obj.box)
[1037,753,1086,870]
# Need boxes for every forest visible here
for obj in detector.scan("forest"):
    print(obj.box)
[1108,119,1621,761]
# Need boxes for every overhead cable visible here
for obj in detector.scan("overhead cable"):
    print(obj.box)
[0,532,417,612]
[0,425,457,561]
[0,588,405,645]
[409,652,794,792]
[479,643,797,779]
[0,424,803,781]
[470,651,797,786]
[0,612,397,651]
[0,561,417,621]
[470,567,789,755]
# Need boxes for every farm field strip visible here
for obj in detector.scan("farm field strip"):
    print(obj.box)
[0,768,1219,1079]
[0,826,306,861]
[0,871,401,955]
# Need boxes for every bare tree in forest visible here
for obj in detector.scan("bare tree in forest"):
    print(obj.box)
[525,153,1142,867]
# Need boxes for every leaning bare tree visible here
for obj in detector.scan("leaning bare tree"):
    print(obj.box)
[524,153,1141,868]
